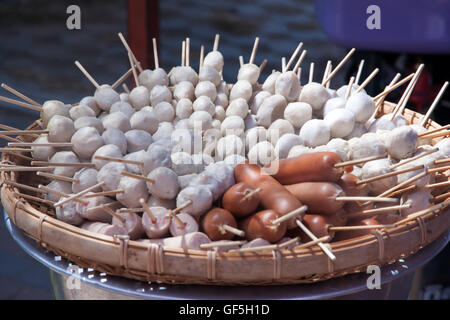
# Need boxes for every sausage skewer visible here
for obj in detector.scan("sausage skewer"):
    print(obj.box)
[272,205,308,225]
[295,219,336,261]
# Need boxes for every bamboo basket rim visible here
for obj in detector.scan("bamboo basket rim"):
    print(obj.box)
[1,102,449,285]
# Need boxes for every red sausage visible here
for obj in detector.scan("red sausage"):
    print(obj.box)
[296,214,335,243]
[222,182,260,218]
[333,217,380,242]
[239,209,286,243]
[266,152,344,185]
[201,208,239,241]
[337,173,361,197]
[285,182,345,215]
[234,162,304,229]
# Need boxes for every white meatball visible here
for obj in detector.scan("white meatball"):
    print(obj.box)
[175,98,194,120]
[50,151,80,177]
[345,122,368,139]
[400,190,433,216]
[205,161,235,190]
[361,158,396,195]
[262,71,281,94]
[368,115,396,132]
[32,134,56,161]
[44,180,72,202]
[173,81,195,101]
[192,153,215,172]
[146,195,176,210]
[284,102,312,129]
[154,101,175,122]
[275,134,303,159]
[226,98,249,119]
[224,154,247,168]
[102,127,127,155]
[171,128,202,154]
[128,86,149,110]
[245,126,268,152]
[47,115,75,142]
[410,124,430,146]
[77,194,116,223]
[74,116,104,134]
[97,162,126,192]
[216,135,244,160]
[348,133,386,160]
[435,138,450,157]
[72,168,99,194]
[94,86,120,111]
[125,129,153,153]
[244,114,258,131]
[323,97,345,117]
[203,51,224,72]
[102,112,131,132]
[214,93,229,108]
[55,199,84,226]
[248,141,276,166]
[198,65,221,87]
[203,128,222,156]
[217,80,229,95]
[193,96,215,116]
[326,138,350,161]
[288,145,312,158]
[268,119,295,144]
[110,101,135,119]
[130,109,159,135]
[176,185,213,216]
[69,105,96,121]
[169,66,199,86]
[79,96,101,116]
[256,94,287,128]
[152,122,174,141]
[336,83,365,98]
[345,92,375,123]
[299,82,331,111]
[92,144,123,170]
[380,126,418,160]
[141,144,172,175]
[169,213,199,237]
[324,108,355,138]
[221,116,245,136]
[171,152,195,175]
[138,68,169,91]
[175,118,190,130]
[214,105,226,121]
[119,93,130,103]
[299,119,330,147]
[146,167,179,200]
[238,64,260,85]
[229,80,252,102]
[275,71,301,102]
[188,111,213,131]
[71,127,105,159]
[150,85,172,106]
[189,172,224,201]
[195,81,217,102]
[41,100,70,127]
[250,91,271,115]
[116,176,149,208]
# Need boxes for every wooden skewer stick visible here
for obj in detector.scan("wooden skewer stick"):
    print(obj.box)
[128,52,139,87]
[354,59,365,85]
[356,164,425,186]
[344,76,355,101]
[0,134,21,143]
[1,83,41,106]
[94,155,143,166]
[74,61,100,89]
[378,171,428,198]
[308,62,314,84]
[425,180,450,189]
[9,142,72,147]
[0,150,33,162]
[418,124,450,137]
[322,48,356,86]
[185,37,190,67]
[102,205,126,224]
[272,205,308,225]
[325,63,332,88]
[171,200,193,214]
[388,185,417,198]
[120,171,155,183]
[37,171,79,183]
[295,219,336,261]
[329,224,396,231]
[139,198,156,223]
[228,237,300,253]
[292,50,307,75]
[284,41,303,71]
[117,207,143,213]
[38,184,88,205]
[85,201,120,214]
[372,73,413,101]
[321,60,332,85]
[355,68,379,93]
[152,38,159,69]
[249,37,260,65]
[54,182,105,207]
[181,41,186,67]
[0,123,21,131]
[218,224,245,237]
[239,56,244,67]
[335,196,398,203]
[334,154,386,168]
[419,130,450,140]
[14,192,55,206]
[420,81,449,127]
[117,32,143,72]
[435,157,450,165]
[281,57,286,73]
[0,95,42,112]
[391,64,424,121]
[200,240,247,249]
[213,34,220,51]
[371,73,403,120]
[0,130,48,135]
[242,188,262,201]
[83,189,124,198]
[297,67,302,80]
[394,200,450,226]
[0,147,31,153]
[0,166,54,172]
[169,211,186,229]
[122,83,130,94]
[32,161,95,168]
[199,45,205,71]
[259,59,268,73]
[4,180,46,195]
[428,164,450,174]
[433,191,450,203]
[111,68,133,90]
[295,235,331,249]
[347,204,411,219]
[389,149,438,170]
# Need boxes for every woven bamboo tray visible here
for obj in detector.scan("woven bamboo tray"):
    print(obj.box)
[1,102,449,285]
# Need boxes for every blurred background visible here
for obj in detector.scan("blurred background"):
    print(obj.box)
[0,0,448,299]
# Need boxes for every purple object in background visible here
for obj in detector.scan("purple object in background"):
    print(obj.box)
[313,0,450,53]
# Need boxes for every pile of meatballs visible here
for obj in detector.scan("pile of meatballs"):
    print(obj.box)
[23,36,450,252]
